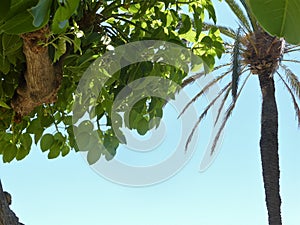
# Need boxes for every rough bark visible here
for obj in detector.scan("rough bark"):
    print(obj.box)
[0,180,24,225]
[258,73,282,225]
[11,26,62,117]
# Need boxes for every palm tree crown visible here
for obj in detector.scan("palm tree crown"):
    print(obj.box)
[182,0,300,224]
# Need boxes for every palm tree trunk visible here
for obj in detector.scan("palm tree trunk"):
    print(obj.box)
[258,73,282,225]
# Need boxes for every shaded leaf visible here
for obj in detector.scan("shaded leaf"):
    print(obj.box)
[29,0,52,27]
[137,117,148,135]
[20,133,32,150]
[0,11,39,34]
[0,0,12,20]
[178,14,191,34]
[48,145,61,159]
[16,145,30,161]
[40,133,54,151]
[87,146,101,165]
[3,143,17,163]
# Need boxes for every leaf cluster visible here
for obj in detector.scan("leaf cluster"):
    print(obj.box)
[0,0,224,163]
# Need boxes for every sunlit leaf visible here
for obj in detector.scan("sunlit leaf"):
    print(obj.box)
[0,101,11,109]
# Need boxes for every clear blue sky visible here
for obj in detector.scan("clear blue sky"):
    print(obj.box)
[1,1,300,225]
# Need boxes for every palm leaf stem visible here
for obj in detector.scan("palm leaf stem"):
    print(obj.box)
[210,72,251,154]
[185,82,232,151]
[179,68,233,118]
[277,72,300,126]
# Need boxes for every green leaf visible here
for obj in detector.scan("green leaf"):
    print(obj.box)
[54,37,67,62]
[21,133,32,150]
[29,0,52,27]
[40,114,54,127]
[193,11,202,40]
[76,131,91,151]
[202,54,215,71]
[201,36,213,46]
[0,58,10,74]
[87,146,101,165]
[178,14,191,34]
[40,133,54,151]
[27,118,44,144]
[54,132,65,143]
[2,33,23,56]
[128,109,139,129]
[136,117,149,135]
[0,11,38,34]
[34,129,44,144]
[4,0,37,19]
[3,143,17,163]
[0,101,11,109]
[51,0,80,34]
[48,145,60,159]
[27,118,41,133]
[78,120,94,132]
[0,0,12,20]
[16,145,30,161]
[61,145,70,157]
[248,0,300,44]
[103,133,118,161]
[63,116,73,125]
[2,83,16,98]
[114,128,127,144]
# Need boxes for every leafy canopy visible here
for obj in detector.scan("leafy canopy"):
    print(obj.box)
[0,0,224,163]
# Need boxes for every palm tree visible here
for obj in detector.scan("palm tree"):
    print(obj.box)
[181,0,300,224]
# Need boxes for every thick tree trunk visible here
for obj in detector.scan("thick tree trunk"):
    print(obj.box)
[258,73,282,225]
[0,180,23,225]
[11,26,62,117]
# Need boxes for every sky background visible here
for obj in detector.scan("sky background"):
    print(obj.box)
[1,1,300,225]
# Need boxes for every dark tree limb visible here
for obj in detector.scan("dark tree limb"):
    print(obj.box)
[11,26,62,117]
[0,180,24,225]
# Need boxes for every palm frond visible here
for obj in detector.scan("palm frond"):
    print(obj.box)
[210,72,251,155]
[215,86,232,125]
[182,63,231,88]
[203,23,236,39]
[277,71,300,126]
[224,0,251,32]
[281,64,300,99]
[231,27,242,100]
[216,66,248,124]
[185,82,232,151]
[282,59,300,64]
[179,68,233,118]
[285,48,300,54]
[284,44,300,53]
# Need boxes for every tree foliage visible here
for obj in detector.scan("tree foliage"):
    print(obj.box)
[0,0,224,163]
